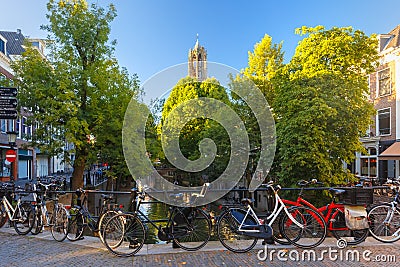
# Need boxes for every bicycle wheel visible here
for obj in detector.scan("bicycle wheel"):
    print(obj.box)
[0,204,7,228]
[51,205,69,242]
[172,207,211,251]
[280,206,327,249]
[216,208,258,253]
[30,206,43,235]
[98,210,119,244]
[67,208,85,241]
[330,208,368,245]
[368,203,400,243]
[14,202,35,235]
[271,212,291,245]
[103,213,146,257]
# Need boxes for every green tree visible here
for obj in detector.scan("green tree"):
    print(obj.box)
[243,33,284,105]
[229,34,283,185]
[12,0,139,190]
[273,26,379,186]
[160,77,231,184]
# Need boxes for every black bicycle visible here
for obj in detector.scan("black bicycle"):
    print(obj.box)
[102,186,212,257]
[66,188,121,244]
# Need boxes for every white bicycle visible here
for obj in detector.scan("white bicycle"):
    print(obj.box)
[216,181,327,252]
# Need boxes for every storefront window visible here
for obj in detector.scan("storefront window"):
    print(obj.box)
[360,147,377,177]
[361,158,369,176]
[0,151,11,178]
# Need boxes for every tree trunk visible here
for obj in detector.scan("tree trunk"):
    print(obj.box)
[71,148,87,190]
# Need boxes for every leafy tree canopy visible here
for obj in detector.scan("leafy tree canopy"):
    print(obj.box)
[273,26,379,186]
[159,77,231,184]
[12,0,139,190]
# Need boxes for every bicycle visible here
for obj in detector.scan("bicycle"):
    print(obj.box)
[66,188,121,244]
[276,179,369,246]
[30,179,69,242]
[368,180,400,243]
[0,181,36,235]
[216,181,327,253]
[102,184,212,257]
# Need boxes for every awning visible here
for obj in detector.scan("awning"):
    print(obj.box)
[379,142,400,160]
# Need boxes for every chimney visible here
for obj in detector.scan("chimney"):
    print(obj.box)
[17,29,21,35]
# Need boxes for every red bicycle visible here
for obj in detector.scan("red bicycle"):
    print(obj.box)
[273,179,369,246]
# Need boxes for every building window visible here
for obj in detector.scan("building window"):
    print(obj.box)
[0,39,5,54]
[0,120,6,133]
[7,120,14,132]
[377,108,390,135]
[16,117,21,138]
[361,147,377,177]
[377,68,391,96]
[22,117,27,138]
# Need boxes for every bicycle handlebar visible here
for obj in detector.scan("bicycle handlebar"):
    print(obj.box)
[297,179,324,187]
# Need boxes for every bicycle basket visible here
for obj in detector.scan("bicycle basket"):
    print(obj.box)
[173,207,192,225]
[338,187,374,205]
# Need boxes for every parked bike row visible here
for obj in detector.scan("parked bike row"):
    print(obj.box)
[1,179,399,257]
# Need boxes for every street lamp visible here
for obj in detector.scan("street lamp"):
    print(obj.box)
[6,131,18,182]
[7,131,17,147]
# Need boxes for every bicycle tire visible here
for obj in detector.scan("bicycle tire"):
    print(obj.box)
[98,210,119,244]
[67,208,85,241]
[14,202,35,235]
[280,206,327,249]
[368,203,400,243]
[103,213,146,257]
[0,204,8,228]
[173,207,211,251]
[271,211,291,245]
[51,205,69,242]
[330,208,368,245]
[30,205,43,235]
[216,208,258,253]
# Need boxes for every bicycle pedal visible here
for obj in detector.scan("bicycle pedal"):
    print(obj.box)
[129,243,140,249]
[262,238,275,245]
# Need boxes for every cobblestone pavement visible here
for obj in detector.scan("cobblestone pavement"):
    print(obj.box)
[1,227,400,267]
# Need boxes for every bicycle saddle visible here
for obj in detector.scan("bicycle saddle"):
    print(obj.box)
[329,188,346,195]
[241,198,254,205]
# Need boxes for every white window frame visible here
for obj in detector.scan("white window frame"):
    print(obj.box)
[360,147,377,177]
[377,107,391,136]
[376,68,391,97]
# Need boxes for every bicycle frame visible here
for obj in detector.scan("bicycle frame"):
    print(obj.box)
[71,190,118,232]
[133,192,188,240]
[381,185,400,235]
[282,196,344,231]
[75,194,98,231]
[234,185,304,239]
[1,195,25,222]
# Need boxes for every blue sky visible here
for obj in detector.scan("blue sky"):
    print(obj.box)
[3,0,400,84]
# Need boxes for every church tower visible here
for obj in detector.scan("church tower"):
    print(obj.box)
[188,35,207,81]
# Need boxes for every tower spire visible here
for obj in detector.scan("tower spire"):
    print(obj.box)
[194,33,199,49]
[188,34,207,81]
